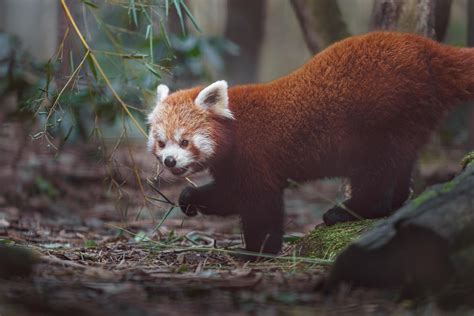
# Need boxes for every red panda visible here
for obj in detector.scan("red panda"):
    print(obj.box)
[147,32,474,255]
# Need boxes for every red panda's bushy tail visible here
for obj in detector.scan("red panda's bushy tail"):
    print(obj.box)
[432,45,474,106]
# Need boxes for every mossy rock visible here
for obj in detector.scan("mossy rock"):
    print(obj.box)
[462,151,474,169]
[294,219,379,261]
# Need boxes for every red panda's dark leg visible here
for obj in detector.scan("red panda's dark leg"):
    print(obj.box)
[391,161,415,210]
[323,168,398,225]
[179,183,238,217]
[240,191,284,255]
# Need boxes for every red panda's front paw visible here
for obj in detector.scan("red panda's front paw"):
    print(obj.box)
[178,186,199,217]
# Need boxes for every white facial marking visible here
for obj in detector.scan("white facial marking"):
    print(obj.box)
[156,127,166,141]
[174,128,185,143]
[195,80,234,119]
[160,143,193,168]
[147,135,155,152]
[192,133,215,158]
[147,126,166,152]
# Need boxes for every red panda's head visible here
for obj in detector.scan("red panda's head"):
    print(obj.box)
[147,80,234,179]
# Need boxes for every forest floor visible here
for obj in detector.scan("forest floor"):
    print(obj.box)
[0,123,469,315]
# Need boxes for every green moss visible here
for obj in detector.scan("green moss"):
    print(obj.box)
[461,151,474,170]
[441,180,456,193]
[295,220,378,260]
[414,152,474,200]
[412,190,438,207]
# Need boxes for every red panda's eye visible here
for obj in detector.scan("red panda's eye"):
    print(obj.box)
[180,139,189,148]
[158,141,165,148]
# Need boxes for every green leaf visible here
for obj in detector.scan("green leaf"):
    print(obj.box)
[145,24,152,40]
[145,62,161,78]
[45,59,54,96]
[63,125,74,142]
[147,24,154,64]
[128,0,139,27]
[84,240,97,248]
[121,53,148,59]
[80,0,99,9]
[180,0,201,32]
[153,206,175,233]
[134,231,150,242]
[86,54,98,81]
[69,51,75,73]
[284,235,303,243]
[173,0,185,35]
[160,20,172,49]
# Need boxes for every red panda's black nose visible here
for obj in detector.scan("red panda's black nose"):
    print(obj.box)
[164,156,176,168]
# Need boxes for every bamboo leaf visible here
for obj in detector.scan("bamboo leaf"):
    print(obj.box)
[180,0,201,32]
[128,0,138,27]
[173,0,185,35]
[145,24,152,39]
[63,125,74,142]
[153,206,175,233]
[45,59,54,96]
[160,20,172,49]
[86,54,98,81]
[80,0,98,9]
[145,62,161,78]
[121,53,148,59]
[149,25,154,64]
[69,51,75,73]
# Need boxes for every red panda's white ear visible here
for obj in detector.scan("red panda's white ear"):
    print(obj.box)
[148,84,169,124]
[156,84,169,102]
[195,80,234,119]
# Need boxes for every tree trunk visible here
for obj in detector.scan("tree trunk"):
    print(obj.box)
[370,0,452,41]
[0,0,58,62]
[290,0,350,54]
[224,0,266,84]
[325,155,474,297]
[370,0,404,32]
[434,0,453,41]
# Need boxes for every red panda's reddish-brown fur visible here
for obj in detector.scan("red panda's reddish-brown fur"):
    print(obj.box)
[165,32,474,255]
